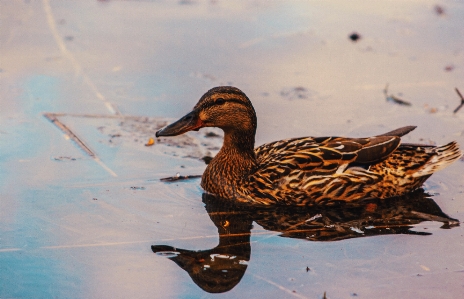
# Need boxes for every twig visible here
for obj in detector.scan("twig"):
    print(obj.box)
[384,84,411,106]
[160,174,202,182]
[43,113,118,177]
[43,113,95,157]
[453,88,464,114]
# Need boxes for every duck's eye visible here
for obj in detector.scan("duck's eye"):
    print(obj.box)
[215,98,225,105]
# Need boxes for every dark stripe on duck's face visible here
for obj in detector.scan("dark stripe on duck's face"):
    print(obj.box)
[199,97,250,111]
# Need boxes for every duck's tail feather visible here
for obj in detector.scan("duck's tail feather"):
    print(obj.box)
[412,141,462,177]
[377,126,417,137]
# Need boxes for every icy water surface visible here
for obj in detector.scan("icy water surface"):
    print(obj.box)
[1,1,464,298]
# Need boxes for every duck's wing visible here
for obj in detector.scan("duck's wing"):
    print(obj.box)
[254,126,416,179]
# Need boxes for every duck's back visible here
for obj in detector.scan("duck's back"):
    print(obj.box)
[242,130,461,206]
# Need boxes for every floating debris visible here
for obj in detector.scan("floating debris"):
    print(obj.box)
[160,174,202,182]
[453,88,464,114]
[386,95,411,106]
[45,113,222,163]
[444,65,455,72]
[130,186,146,190]
[434,5,445,16]
[202,156,213,164]
[145,137,155,146]
[349,32,361,42]
[53,156,77,161]
[384,84,411,106]
[280,86,315,100]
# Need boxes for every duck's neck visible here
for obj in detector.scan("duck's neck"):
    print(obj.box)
[201,129,257,198]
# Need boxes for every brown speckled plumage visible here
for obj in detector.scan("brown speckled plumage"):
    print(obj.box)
[156,86,462,206]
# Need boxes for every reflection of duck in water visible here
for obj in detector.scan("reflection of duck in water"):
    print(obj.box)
[152,191,459,293]
[152,194,252,293]
[156,86,461,205]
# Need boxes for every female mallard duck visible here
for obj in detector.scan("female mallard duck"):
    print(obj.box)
[156,86,462,206]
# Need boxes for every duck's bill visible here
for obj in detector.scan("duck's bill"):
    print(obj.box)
[156,110,204,137]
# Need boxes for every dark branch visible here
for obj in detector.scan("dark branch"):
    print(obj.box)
[453,88,464,114]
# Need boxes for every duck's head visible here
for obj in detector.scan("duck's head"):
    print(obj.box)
[156,86,257,137]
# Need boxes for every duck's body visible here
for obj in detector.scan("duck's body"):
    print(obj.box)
[156,86,462,206]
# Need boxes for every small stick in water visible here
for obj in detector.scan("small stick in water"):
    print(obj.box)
[384,84,411,106]
[453,88,464,114]
[160,173,202,182]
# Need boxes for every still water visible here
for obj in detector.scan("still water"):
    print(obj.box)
[1,1,463,298]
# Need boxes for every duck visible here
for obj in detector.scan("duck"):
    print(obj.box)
[156,86,462,206]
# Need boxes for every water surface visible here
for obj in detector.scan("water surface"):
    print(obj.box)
[1,1,463,298]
